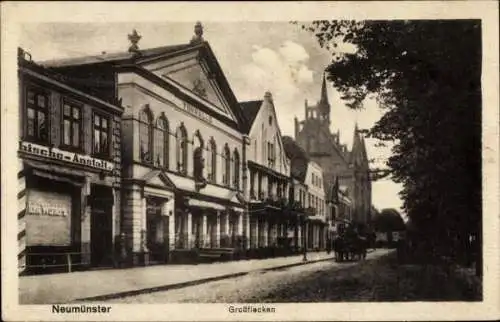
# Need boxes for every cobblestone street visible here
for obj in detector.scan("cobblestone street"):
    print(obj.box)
[104,249,479,303]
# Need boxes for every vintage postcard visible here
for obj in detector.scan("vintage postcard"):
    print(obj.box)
[1,1,499,321]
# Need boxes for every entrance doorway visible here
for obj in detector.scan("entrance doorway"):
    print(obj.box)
[90,186,113,267]
[146,197,170,263]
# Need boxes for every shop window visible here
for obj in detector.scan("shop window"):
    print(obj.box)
[206,138,217,183]
[176,124,188,175]
[233,149,240,189]
[222,144,231,186]
[93,112,110,158]
[154,115,169,168]
[62,100,82,150]
[25,88,49,144]
[139,107,153,164]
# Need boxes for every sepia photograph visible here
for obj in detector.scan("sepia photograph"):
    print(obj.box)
[1,1,499,321]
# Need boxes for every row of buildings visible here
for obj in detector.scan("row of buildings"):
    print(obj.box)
[17,23,372,274]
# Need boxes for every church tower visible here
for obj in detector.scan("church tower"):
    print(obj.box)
[294,70,372,226]
[300,73,331,128]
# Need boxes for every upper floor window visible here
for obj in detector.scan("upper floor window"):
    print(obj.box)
[222,144,231,186]
[206,138,216,183]
[62,100,82,150]
[176,124,188,175]
[267,141,275,168]
[233,149,240,189]
[154,116,169,168]
[25,88,49,143]
[139,107,153,164]
[193,131,204,181]
[93,112,110,158]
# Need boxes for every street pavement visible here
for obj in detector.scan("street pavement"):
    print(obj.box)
[20,250,340,304]
[105,249,480,303]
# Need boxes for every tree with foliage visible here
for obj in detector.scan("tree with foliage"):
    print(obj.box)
[373,208,406,233]
[300,20,482,274]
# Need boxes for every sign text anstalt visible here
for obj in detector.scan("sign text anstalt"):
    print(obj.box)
[19,141,114,172]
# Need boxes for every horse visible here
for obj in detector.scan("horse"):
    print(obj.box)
[333,234,368,262]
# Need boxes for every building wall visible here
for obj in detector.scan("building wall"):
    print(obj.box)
[117,69,247,260]
[18,63,122,274]
[246,93,291,200]
[304,161,326,219]
[118,73,244,189]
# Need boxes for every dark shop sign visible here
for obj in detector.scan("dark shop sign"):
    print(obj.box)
[19,141,114,172]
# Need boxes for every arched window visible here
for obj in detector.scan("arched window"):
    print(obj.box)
[206,138,217,183]
[176,124,188,175]
[154,115,169,168]
[222,144,231,186]
[193,130,204,181]
[139,107,153,163]
[233,149,240,189]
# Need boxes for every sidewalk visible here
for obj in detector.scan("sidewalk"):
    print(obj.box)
[20,251,336,304]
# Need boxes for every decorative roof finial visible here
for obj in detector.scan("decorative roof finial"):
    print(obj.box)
[190,21,204,44]
[264,91,273,102]
[128,29,142,53]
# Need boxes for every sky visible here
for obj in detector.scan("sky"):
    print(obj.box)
[19,21,403,213]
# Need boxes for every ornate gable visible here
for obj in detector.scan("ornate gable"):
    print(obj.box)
[140,50,239,124]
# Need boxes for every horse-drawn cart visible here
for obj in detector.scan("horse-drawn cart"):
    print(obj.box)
[332,234,368,262]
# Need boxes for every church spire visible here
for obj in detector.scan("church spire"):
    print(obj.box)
[317,72,331,124]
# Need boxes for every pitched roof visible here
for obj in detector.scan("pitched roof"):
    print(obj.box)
[282,136,309,183]
[40,44,195,68]
[239,100,263,134]
[39,40,248,132]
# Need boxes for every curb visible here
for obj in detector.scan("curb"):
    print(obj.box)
[74,256,335,302]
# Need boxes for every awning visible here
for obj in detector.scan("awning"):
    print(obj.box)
[188,199,226,211]
[24,160,86,186]
[164,173,245,206]
[307,215,326,223]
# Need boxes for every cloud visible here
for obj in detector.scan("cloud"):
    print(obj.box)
[236,41,315,135]
[278,40,310,63]
[237,42,316,138]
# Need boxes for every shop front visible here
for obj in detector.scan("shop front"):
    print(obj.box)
[23,172,82,275]
[169,182,245,262]
[19,159,119,275]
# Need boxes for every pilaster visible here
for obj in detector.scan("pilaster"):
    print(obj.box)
[81,178,91,266]
[202,213,208,247]
[186,212,192,248]
[215,211,221,248]
[262,220,268,247]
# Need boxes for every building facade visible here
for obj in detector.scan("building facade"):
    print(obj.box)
[326,177,353,238]
[304,161,327,250]
[283,136,328,251]
[18,49,123,275]
[294,75,372,225]
[240,93,293,252]
[42,25,248,265]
